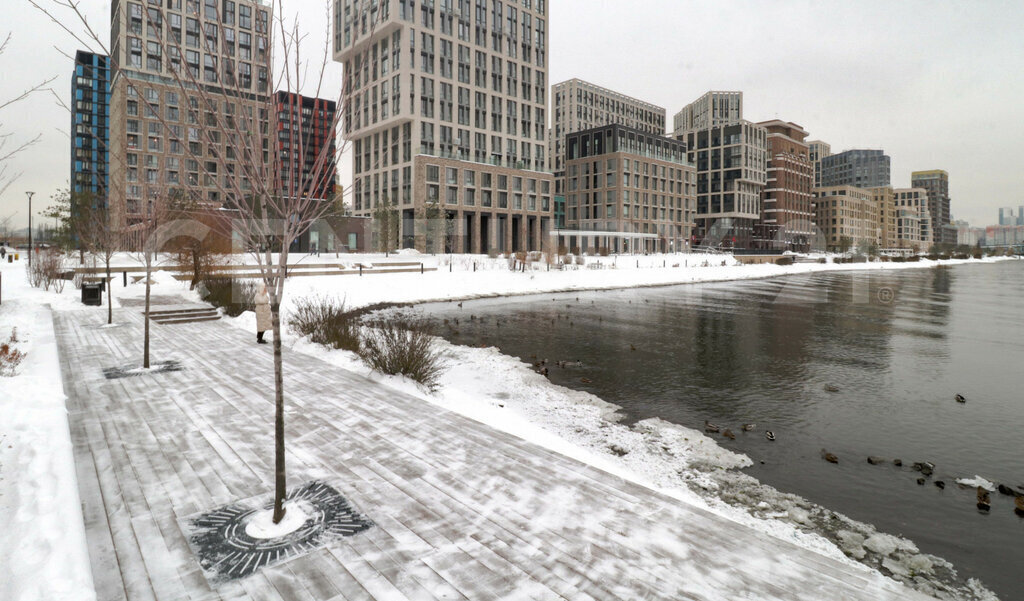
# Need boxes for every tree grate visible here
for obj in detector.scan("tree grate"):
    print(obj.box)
[102,360,183,379]
[182,480,373,585]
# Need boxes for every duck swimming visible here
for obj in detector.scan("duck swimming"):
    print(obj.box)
[955,393,966,403]
[765,431,776,441]
[704,421,721,433]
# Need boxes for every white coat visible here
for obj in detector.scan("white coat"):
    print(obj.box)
[255,289,273,332]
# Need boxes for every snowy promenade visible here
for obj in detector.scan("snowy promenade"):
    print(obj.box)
[54,303,934,601]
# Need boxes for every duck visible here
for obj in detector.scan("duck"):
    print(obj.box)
[821,449,839,464]
[824,384,841,393]
[765,431,776,441]
[935,480,946,489]
[977,487,992,511]
[1015,495,1024,516]
[955,393,966,403]
[722,429,736,440]
[704,420,721,433]
[629,344,637,351]
[742,423,756,432]
[580,377,592,384]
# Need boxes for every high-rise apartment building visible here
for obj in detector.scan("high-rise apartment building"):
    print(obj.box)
[755,120,813,251]
[891,187,931,250]
[334,0,553,254]
[71,50,111,209]
[807,139,830,189]
[109,0,273,227]
[549,78,665,174]
[562,123,694,253]
[910,170,952,245]
[275,91,337,201]
[998,207,1015,226]
[671,91,742,134]
[870,186,897,249]
[675,91,766,248]
[813,185,878,251]
[819,149,890,189]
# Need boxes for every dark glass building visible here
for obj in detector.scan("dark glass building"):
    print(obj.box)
[71,50,111,209]
[819,149,890,189]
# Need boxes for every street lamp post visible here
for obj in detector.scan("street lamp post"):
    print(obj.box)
[26,191,35,268]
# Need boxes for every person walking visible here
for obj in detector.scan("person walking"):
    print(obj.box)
[255,283,272,344]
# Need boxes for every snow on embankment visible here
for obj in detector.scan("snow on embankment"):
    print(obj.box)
[0,263,95,601]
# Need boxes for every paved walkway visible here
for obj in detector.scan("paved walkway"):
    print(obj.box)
[54,305,934,601]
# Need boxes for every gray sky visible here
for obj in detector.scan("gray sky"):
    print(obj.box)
[3,0,1022,229]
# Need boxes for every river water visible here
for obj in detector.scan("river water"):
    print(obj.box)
[426,261,1024,599]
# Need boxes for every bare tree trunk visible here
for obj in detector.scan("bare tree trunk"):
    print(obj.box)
[270,300,286,522]
[105,261,112,325]
[143,260,151,368]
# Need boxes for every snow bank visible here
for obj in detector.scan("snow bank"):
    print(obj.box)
[0,261,95,601]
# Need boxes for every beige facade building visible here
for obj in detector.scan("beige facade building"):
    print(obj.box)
[549,78,665,174]
[892,187,931,250]
[334,0,551,253]
[109,0,273,227]
[414,155,553,253]
[870,186,897,249]
[673,91,766,248]
[807,139,830,189]
[813,185,878,251]
[672,90,742,134]
[562,123,694,253]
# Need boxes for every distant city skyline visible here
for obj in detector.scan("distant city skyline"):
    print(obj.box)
[3,0,1023,229]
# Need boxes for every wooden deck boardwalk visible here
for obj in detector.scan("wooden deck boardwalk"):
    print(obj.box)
[53,305,934,601]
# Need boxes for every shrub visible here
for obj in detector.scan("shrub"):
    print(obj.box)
[359,316,445,389]
[1,329,26,377]
[487,247,499,259]
[288,295,361,353]
[775,256,794,266]
[26,249,68,292]
[906,255,920,262]
[818,257,827,264]
[598,247,610,257]
[200,278,257,317]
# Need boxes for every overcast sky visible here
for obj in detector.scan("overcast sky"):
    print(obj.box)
[3,0,1023,229]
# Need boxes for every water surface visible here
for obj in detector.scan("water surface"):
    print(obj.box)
[427,261,1024,599]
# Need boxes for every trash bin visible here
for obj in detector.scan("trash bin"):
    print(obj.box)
[82,282,103,306]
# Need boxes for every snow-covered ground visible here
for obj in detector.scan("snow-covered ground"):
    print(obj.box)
[0,254,95,601]
[1,248,1014,600]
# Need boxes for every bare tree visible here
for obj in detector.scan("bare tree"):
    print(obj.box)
[0,214,14,243]
[78,203,124,325]
[33,0,358,523]
[0,32,55,197]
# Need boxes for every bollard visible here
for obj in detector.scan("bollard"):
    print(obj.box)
[663,260,666,267]
[473,262,476,272]
[123,270,127,287]
[420,262,424,274]
[450,261,452,272]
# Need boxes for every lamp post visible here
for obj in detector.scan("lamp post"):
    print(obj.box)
[26,191,35,268]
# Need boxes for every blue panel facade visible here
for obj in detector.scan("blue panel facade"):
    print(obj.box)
[71,50,111,209]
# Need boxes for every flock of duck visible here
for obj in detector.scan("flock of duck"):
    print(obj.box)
[442,299,1022,518]
[698,389,1024,517]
